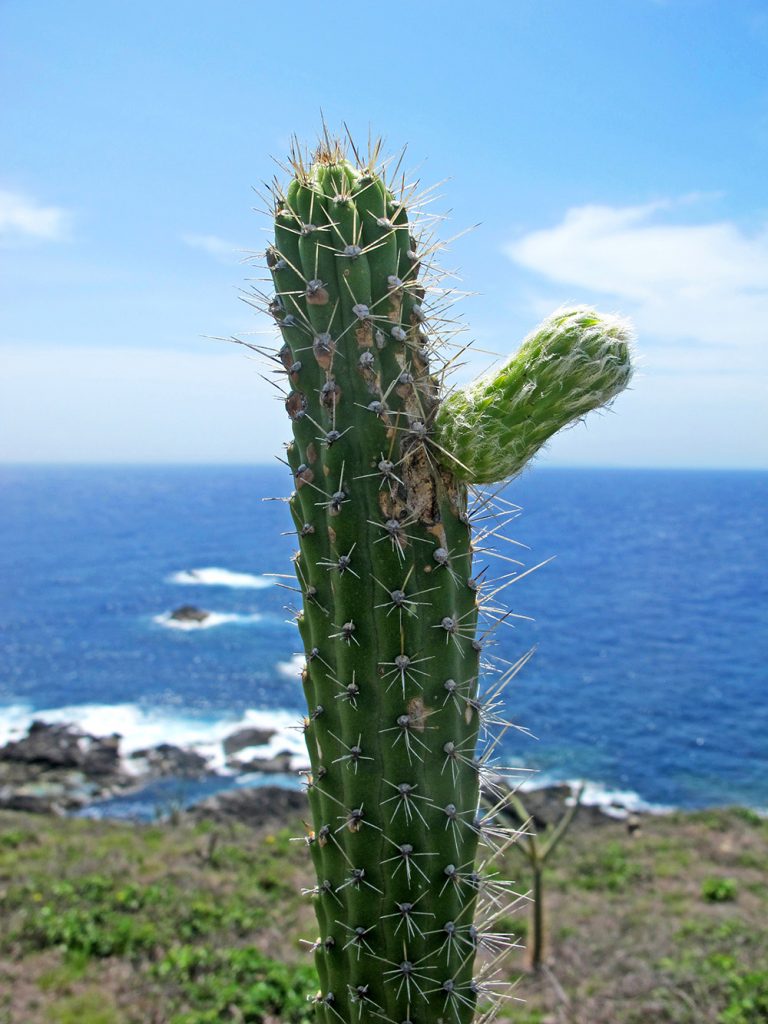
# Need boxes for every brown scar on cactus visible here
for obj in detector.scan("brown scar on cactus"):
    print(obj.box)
[238,128,633,1024]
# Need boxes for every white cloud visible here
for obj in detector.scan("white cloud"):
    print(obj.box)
[0,345,287,463]
[182,233,242,262]
[505,199,768,362]
[0,189,71,242]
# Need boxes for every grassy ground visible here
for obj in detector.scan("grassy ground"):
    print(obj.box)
[1,805,766,1024]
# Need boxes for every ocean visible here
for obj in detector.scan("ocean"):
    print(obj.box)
[1,465,766,817]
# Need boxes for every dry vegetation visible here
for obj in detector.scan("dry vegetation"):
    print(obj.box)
[0,805,766,1024]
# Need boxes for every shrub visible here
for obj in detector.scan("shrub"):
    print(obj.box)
[156,945,317,1023]
[702,877,738,903]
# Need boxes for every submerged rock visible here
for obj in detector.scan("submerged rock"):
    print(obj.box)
[0,772,104,815]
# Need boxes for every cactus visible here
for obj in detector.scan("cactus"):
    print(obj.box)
[254,133,633,1024]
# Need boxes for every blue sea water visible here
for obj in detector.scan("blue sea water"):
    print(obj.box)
[1,465,766,814]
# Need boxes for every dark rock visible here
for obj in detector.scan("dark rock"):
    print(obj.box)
[0,721,121,776]
[81,734,121,776]
[1,720,85,769]
[492,783,622,830]
[222,727,276,756]
[187,785,307,829]
[169,605,209,622]
[0,721,216,816]
[130,744,209,778]
[228,750,293,774]
[509,785,576,829]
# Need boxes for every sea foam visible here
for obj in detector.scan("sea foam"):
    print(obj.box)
[0,702,309,775]
[519,774,673,818]
[277,653,305,678]
[153,611,263,631]
[168,567,274,589]
[1,699,685,817]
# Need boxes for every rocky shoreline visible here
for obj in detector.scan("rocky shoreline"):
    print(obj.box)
[0,719,654,831]
[186,779,644,834]
[0,719,301,817]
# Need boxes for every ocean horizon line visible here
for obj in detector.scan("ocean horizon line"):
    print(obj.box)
[1,461,766,473]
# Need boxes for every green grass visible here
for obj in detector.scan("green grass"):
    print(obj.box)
[45,992,121,1024]
[0,827,37,849]
[570,840,648,891]
[658,920,768,1024]
[0,813,315,1024]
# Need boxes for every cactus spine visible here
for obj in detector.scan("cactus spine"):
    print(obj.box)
[257,134,633,1024]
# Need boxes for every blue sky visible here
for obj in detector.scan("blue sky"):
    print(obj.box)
[2,0,766,467]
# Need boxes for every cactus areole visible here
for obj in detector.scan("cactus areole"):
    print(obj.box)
[256,136,633,1024]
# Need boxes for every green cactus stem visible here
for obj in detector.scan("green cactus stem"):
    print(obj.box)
[433,307,634,485]
[254,134,633,1024]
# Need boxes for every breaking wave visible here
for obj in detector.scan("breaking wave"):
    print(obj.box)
[168,567,275,589]
[153,611,263,631]
[0,702,308,774]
